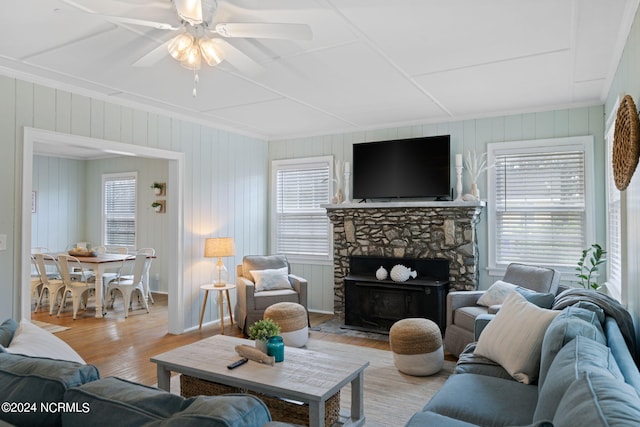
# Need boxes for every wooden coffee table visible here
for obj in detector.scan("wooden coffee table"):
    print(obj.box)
[151,335,369,427]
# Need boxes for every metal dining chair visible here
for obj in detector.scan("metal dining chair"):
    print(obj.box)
[33,253,66,315]
[105,254,150,318]
[57,254,97,320]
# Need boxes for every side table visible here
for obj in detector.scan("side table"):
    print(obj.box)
[199,283,236,334]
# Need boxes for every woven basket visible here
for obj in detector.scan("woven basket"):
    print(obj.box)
[613,94,640,190]
[180,374,340,426]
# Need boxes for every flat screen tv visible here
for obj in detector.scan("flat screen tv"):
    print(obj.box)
[352,135,451,200]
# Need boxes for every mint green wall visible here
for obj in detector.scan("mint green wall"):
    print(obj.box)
[270,107,606,314]
[605,4,640,343]
[0,77,269,330]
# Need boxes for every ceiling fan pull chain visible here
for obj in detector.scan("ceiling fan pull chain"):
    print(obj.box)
[192,70,200,97]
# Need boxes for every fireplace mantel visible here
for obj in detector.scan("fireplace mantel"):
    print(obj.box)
[322,200,485,210]
[325,201,485,316]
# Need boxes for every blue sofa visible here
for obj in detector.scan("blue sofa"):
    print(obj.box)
[0,319,272,427]
[405,299,640,426]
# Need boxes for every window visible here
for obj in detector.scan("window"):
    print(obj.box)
[271,156,332,264]
[605,118,622,301]
[102,173,137,249]
[487,136,595,275]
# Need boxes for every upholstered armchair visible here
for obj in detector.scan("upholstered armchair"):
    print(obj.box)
[444,263,561,357]
[234,255,308,334]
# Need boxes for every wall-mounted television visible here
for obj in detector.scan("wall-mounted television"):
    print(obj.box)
[352,135,451,200]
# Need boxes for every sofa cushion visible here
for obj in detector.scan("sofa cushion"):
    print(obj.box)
[242,255,289,282]
[477,280,516,307]
[455,342,514,381]
[474,291,560,384]
[151,394,272,427]
[405,411,482,427]
[251,267,292,292]
[454,305,489,332]
[0,319,18,347]
[423,373,538,426]
[62,377,190,426]
[0,352,99,427]
[534,336,623,422]
[551,371,640,427]
[538,305,606,389]
[6,320,85,364]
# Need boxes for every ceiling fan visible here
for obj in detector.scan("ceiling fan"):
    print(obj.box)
[58,0,312,93]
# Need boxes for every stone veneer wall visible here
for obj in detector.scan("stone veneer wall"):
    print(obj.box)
[325,202,485,316]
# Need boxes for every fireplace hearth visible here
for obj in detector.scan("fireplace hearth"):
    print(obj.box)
[344,256,449,333]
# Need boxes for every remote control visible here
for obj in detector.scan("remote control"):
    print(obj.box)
[227,358,248,369]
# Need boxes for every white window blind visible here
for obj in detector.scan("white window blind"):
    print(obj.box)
[271,157,332,263]
[489,137,594,270]
[605,123,622,301]
[103,174,136,247]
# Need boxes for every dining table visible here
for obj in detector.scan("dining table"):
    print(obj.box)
[47,253,136,318]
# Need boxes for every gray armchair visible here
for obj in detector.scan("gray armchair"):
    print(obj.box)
[234,255,308,334]
[443,263,561,357]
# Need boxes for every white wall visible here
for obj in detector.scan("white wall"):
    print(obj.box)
[0,77,269,331]
[270,107,606,314]
[605,4,640,352]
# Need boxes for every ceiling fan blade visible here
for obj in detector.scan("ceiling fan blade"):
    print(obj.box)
[214,23,312,40]
[53,8,180,31]
[216,39,265,76]
[132,40,171,67]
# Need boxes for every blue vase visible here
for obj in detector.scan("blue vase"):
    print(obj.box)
[267,336,285,363]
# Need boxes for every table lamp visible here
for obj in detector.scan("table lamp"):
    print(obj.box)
[204,237,235,287]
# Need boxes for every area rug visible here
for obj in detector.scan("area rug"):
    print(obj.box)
[161,338,453,427]
[32,320,70,334]
[310,317,390,342]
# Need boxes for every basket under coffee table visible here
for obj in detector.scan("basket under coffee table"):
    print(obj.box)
[151,335,369,427]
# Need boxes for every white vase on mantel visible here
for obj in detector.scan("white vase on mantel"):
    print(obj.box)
[463,182,480,201]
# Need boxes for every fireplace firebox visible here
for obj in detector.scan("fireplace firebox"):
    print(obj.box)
[344,256,449,333]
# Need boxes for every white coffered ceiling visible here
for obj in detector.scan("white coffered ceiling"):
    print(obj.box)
[2,0,638,141]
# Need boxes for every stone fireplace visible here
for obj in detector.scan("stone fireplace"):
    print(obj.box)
[325,201,485,316]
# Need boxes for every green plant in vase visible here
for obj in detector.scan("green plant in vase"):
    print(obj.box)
[248,318,281,353]
[575,243,607,290]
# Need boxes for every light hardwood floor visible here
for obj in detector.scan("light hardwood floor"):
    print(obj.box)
[32,293,390,386]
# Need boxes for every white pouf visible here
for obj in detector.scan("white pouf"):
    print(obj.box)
[264,302,309,347]
[389,318,444,376]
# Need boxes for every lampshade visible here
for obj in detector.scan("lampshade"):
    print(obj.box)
[204,237,235,258]
[168,33,194,61]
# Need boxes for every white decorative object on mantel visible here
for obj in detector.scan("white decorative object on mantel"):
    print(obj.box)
[390,264,417,282]
[342,161,351,203]
[332,159,344,204]
[463,150,491,201]
[454,153,463,201]
[376,266,388,280]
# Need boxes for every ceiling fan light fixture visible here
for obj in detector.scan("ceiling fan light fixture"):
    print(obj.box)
[199,38,225,66]
[168,33,195,61]
[181,44,202,70]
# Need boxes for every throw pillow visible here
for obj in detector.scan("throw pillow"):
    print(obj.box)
[6,321,85,364]
[0,318,18,347]
[251,267,292,292]
[514,286,555,308]
[474,290,560,384]
[477,280,517,307]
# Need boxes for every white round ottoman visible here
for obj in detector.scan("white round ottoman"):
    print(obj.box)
[264,302,309,347]
[389,318,443,376]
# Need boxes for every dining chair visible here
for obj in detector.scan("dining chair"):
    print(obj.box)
[136,248,156,304]
[57,254,96,320]
[105,254,150,318]
[29,255,43,306]
[33,253,66,315]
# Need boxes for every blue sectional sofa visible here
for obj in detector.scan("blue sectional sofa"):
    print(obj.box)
[406,294,640,426]
[0,319,272,427]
